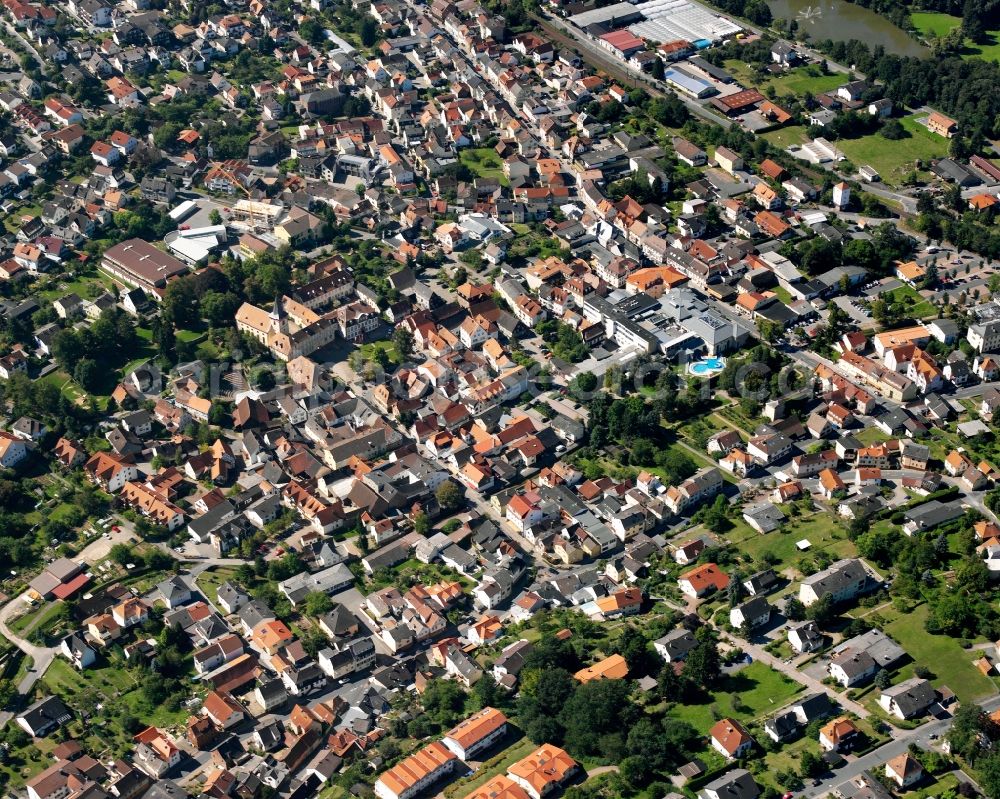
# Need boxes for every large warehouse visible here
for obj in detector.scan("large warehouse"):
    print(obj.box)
[570,0,741,49]
[630,0,742,45]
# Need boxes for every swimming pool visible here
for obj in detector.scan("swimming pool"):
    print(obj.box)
[689,356,726,376]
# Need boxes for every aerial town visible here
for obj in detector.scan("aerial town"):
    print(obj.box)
[5,0,1000,799]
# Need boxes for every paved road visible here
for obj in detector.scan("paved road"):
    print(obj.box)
[0,595,57,696]
[800,694,1000,798]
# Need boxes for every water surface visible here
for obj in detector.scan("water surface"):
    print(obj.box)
[767,0,930,57]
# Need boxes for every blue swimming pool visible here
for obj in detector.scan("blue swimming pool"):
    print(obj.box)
[689,357,726,375]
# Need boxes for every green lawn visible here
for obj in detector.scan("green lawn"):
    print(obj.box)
[837,115,950,186]
[668,661,801,731]
[855,426,893,445]
[771,285,793,304]
[9,600,64,636]
[759,735,824,794]
[882,284,937,320]
[195,565,240,606]
[722,61,843,97]
[37,370,87,404]
[44,629,198,733]
[360,339,402,367]
[769,70,844,97]
[443,735,535,798]
[761,124,810,149]
[910,11,960,38]
[176,328,205,344]
[460,148,509,186]
[884,604,996,702]
[728,511,857,577]
[44,656,137,698]
[911,11,1000,60]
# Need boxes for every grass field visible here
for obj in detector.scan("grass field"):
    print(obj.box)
[911,11,1000,60]
[910,11,960,38]
[761,125,809,149]
[837,115,949,186]
[9,600,64,635]
[854,426,893,445]
[460,148,509,186]
[44,656,136,698]
[669,661,801,730]
[722,61,843,97]
[195,565,240,606]
[728,511,857,577]
[443,735,535,798]
[883,604,996,702]
[882,284,937,319]
[769,70,844,96]
[360,339,402,367]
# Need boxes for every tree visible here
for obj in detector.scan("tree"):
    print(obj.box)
[616,626,651,674]
[392,326,414,360]
[558,678,635,757]
[304,591,333,617]
[948,703,986,761]
[201,290,240,327]
[435,481,463,513]
[472,672,502,710]
[209,209,223,225]
[109,543,134,565]
[880,119,906,140]
[800,750,822,778]
[73,358,100,391]
[569,371,598,398]
[413,512,430,535]
[806,594,837,627]
[359,17,378,46]
[619,756,652,788]
[700,494,731,534]
[681,640,721,689]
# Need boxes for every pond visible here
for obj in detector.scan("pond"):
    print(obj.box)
[767,0,930,58]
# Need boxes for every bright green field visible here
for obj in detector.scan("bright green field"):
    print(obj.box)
[911,11,960,37]
[911,11,1000,60]
[761,124,809,148]
[722,61,843,97]
[668,661,802,730]
[882,284,937,319]
[728,511,858,576]
[884,604,996,702]
[195,565,239,605]
[769,70,844,96]
[460,148,509,186]
[837,115,949,186]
